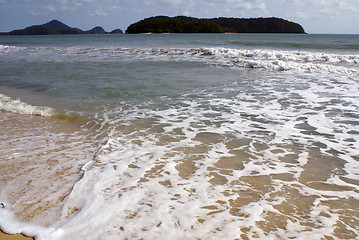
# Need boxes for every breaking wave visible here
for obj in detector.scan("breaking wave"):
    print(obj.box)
[2,44,359,75]
[117,47,359,75]
[0,93,56,116]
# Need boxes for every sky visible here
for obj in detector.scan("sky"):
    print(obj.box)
[0,0,358,34]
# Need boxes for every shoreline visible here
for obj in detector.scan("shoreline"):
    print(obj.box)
[0,111,99,239]
[0,230,34,240]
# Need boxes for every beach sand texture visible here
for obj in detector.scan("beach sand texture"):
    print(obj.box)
[0,111,99,238]
[0,230,34,240]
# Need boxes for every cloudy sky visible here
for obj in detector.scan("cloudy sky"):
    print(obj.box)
[0,0,358,33]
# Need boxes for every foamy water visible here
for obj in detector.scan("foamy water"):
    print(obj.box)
[0,93,56,116]
[0,34,358,239]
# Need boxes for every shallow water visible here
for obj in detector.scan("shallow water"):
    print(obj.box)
[0,34,359,239]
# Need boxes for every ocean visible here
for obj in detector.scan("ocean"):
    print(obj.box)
[0,34,358,240]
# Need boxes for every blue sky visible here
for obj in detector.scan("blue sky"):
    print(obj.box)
[0,0,358,33]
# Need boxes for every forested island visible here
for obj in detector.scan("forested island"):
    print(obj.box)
[4,20,123,35]
[1,16,305,35]
[125,16,306,34]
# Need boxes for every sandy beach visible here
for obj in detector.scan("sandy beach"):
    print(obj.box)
[1,33,358,239]
[0,230,34,240]
[0,110,98,238]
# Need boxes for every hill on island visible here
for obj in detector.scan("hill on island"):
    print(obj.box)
[126,16,305,34]
[8,20,123,35]
[2,17,305,35]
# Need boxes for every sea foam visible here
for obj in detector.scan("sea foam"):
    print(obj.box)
[0,93,55,116]
[1,39,358,239]
[2,44,358,75]
[42,71,359,239]
[133,47,359,75]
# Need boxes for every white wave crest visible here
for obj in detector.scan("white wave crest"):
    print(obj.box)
[0,93,55,116]
[0,44,24,52]
[196,48,359,75]
[2,44,358,75]
[109,47,359,75]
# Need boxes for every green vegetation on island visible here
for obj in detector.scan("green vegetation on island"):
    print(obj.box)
[1,16,305,35]
[126,16,222,34]
[126,16,306,34]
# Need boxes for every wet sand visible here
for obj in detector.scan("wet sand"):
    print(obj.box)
[0,111,99,230]
[0,230,34,240]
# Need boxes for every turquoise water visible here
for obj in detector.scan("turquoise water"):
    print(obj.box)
[0,34,359,239]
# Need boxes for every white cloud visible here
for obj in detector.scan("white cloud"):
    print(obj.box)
[141,0,267,15]
[221,0,267,17]
[207,0,265,8]
[276,0,359,22]
[194,0,267,17]
[145,0,182,6]
[56,0,111,11]
[60,4,76,11]
[109,5,124,12]
[88,7,107,16]
[317,8,341,19]
[277,0,359,8]
[286,11,310,20]
[46,4,56,11]
[337,1,359,15]
[277,0,324,6]
[29,5,55,15]
[208,0,262,3]
[275,0,304,6]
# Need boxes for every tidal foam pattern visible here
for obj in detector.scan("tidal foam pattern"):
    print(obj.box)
[53,72,359,240]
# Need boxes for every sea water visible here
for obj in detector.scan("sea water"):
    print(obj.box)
[0,34,358,239]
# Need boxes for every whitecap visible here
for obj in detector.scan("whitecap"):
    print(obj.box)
[0,93,55,116]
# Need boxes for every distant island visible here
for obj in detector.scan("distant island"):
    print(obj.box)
[125,16,306,34]
[0,16,306,36]
[4,20,123,35]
